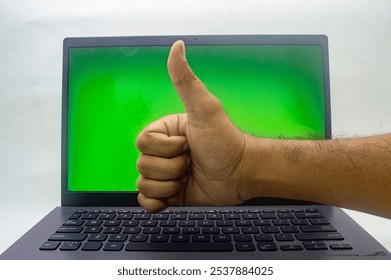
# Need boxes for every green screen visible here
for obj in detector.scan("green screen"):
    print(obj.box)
[68,45,325,192]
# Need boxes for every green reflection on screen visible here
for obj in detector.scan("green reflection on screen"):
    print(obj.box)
[68,45,325,192]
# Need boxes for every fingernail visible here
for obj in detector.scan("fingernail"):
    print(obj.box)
[178,40,186,59]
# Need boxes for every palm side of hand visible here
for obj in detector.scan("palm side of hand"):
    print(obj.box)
[175,108,247,207]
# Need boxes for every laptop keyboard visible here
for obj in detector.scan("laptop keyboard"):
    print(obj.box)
[40,208,353,252]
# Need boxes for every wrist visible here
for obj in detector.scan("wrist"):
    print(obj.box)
[238,135,275,201]
[238,136,300,202]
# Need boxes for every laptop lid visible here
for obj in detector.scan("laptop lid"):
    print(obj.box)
[61,35,331,207]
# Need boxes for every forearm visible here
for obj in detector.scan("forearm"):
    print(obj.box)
[241,134,391,218]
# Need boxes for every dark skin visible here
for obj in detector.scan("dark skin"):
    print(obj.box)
[136,40,391,219]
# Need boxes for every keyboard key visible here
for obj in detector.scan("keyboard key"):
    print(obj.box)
[162,227,180,234]
[255,234,273,242]
[81,242,102,251]
[49,233,87,241]
[254,220,271,226]
[75,210,87,214]
[175,210,189,214]
[179,220,195,227]
[129,234,148,242]
[81,214,98,220]
[192,234,210,242]
[295,212,323,218]
[216,220,233,227]
[183,227,200,234]
[242,226,260,234]
[257,242,278,251]
[172,214,186,220]
[117,214,132,220]
[109,234,128,242]
[85,220,102,226]
[99,214,116,220]
[303,241,328,250]
[141,220,158,227]
[291,219,309,225]
[103,242,124,251]
[330,244,353,250]
[281,245,303,251]
[222,227,240,234]
[103,227,122,234]
[198,220,214,227]
[278,213,295,219]
[117,210,131,214]
[261,226,280,233]
[224,214,240,220]
[206,214,222,220]
[189,214,204,220]
[260,213,277,219]
[301,225,336,232]
[89,210,102,214]
[40,241,60,250]
[309,218,330,225]
[202,227,220,234]
[275,233,294,242]
[134,214,151,220]
[125,242,233,251]
[60,241,81,251]
[213,234,231,242]
[171,234,189,242]
[281,226,299,233]
[152,214,169,220]
[69,214,81,219]
[234,234,252,242]
[88,234,107,241]
[122,220,139,227]
[63,220,84,226]
[235,220,252,226]
[296,232,344,241]
[84,226,103,233]
[273,219,290,226]
[56,226,83,233]
[150,234,169,242]
[103,220,121,226]
[123,227,141,234]
[242,213,258,219]
[236,243,255,251]
[142,227,160,234]
[160,220,176,227]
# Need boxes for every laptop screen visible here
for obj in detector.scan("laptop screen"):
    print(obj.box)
[64,36,330,195]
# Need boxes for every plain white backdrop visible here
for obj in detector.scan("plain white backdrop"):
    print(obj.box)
[0,0,390,254]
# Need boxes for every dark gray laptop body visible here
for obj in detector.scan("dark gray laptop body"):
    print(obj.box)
[1,35,390,260]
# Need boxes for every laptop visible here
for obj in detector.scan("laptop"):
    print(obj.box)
[1,35,390,260]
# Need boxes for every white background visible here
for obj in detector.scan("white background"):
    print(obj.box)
[0,0,391,255]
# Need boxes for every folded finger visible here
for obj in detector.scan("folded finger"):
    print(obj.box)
[137,193,168,212]
[137,176,183,198]
[137,153,189,180]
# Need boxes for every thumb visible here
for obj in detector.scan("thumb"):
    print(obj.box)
[167,40,223,119]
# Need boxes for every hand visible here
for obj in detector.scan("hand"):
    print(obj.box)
[136,41,251,212]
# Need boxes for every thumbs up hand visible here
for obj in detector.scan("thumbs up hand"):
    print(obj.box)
[136,41,253,212]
